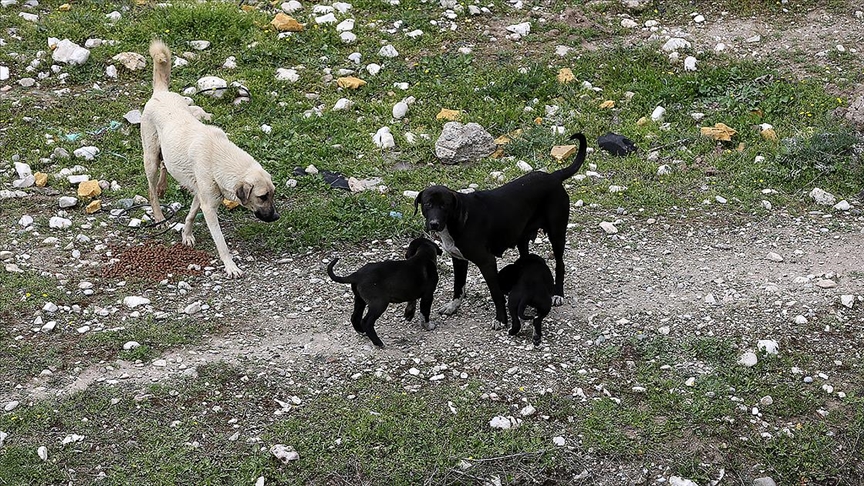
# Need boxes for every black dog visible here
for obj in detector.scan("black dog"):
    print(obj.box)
[327,237,442,347]
[498,254,554,345]
[414,132,586,328]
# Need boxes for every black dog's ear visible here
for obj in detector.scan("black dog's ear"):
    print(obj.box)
[235,182,253,204]
[413,190,424,216]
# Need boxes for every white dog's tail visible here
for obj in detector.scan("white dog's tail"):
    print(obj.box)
[148,40,171,92]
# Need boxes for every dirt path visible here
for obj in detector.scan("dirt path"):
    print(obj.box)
[10,207,863,403]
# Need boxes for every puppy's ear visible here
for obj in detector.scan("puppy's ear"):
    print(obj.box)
[235,182,253,204]
[413,190,424,216]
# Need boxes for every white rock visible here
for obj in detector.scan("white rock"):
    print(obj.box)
[520,405,536,416]
[693,14,705,23]
[49,217,72,229]
[669,477,699,486]
[762,200,772,210]
[255,477,265,486]
[261,124,272,134]
[316,13,337,24]
[0,66,9,81]
[184,301,202,315]
[609,185,627,193]
[67,175,90,184]
[620,18,638,28]
[766,252,783,262]
[684,377,696,387]
[650,106,666,121]
[51,39,90,65]
[662,37,691,52]
[365,63,381,75]
[152,359,167,367]
[516,160,533,172]
[123,341,141,351]
[373,127,395,149]
[3,401,19,412]
[281,1,302,13]
[336,18,355,31]
[333,1,352,13]
[38,446,48,461]
[793,315,808,325]
[59,196,78,208]
[683,56,697,71]
[403,190,419,199]
[0,431,7,447]
[123,296,151,308]
[704,293,716,305]
[657,164,672,176]
[816,279,837,289]
[188,40,210,50]
[275,68,300,82]
[738,352,758,367]
[506,22,531,37]
[809,187,836,205]
[105,11,122,22]
[270,444,299,463]
[406,29,423,38]
[599,222,618,234]
[61,434,84,445]
[840,295,855,308]
[834,200,851,211]
[378,45,399,58]
[73,146,99,160]
[197,76,228,97]
[19,215,34,227]
[76,325,90,334]
[332,98,354,111]
[489,415,521,429]
[552,436,565,446]
[757,340,779,355]
[222,56,237,69]
[392,101,409,119]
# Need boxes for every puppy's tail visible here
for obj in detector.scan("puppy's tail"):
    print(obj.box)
[327,258,353,284]
[149,39,171,92]
[551,132,587,181]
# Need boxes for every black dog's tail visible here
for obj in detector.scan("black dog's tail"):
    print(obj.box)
[551,132,587,181]
[327,258,353,284]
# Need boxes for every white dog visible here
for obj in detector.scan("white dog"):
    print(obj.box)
[140,40,279,278]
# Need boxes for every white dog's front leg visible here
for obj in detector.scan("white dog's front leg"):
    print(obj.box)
[199,202,243,278]
[552,295,564,306]
[181,195,201,247]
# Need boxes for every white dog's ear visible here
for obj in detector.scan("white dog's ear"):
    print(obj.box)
[235,182,253,204]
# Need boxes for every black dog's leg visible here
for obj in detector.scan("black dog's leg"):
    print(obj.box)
[532,306,550,346]
[477,258,507,328]
[362,303,388,347]
[419,289,436,330]
[404,300,416,321]
[350,286,366,334]
[439,258,468,315]
[548,230,567,306]
[507,298,522,337]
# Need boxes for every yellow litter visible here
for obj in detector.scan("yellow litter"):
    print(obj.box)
[336,76,366,89]
[436,108,461,121]
[700,123,737,142]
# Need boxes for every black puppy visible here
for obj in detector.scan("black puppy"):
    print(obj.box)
[327,237,442,347]
[498,254,554,346]
[414,133,587,328]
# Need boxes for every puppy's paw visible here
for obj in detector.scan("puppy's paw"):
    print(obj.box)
[421,320,437,331]
[438,298,462,316]
[552,295,565,306]
[224,262,243,278]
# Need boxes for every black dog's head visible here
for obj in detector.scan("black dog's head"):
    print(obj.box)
[413,186,464,233]
[405,237,443,260]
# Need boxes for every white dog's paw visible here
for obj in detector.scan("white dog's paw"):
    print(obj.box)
[224,262,244,278]
[552,295,564,306]
[490,320,506,331]
[421,320,438,331]
[438,298,462,316]
[182,233,196,247]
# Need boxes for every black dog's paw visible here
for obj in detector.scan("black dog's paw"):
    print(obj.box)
[508,326,521,336]
[532,335,542,346]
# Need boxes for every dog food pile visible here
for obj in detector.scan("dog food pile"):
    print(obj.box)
[102,241,212,281]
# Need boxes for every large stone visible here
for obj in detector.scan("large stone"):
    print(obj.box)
[112,52,146,71]
[51,38,90,65]
[435,122,496,164]
[271,13,304,31]
[844,94,864,128]
[77,180,102,198]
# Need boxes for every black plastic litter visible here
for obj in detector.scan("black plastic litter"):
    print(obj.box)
[597,132,638,156]
[293,167,350,190]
